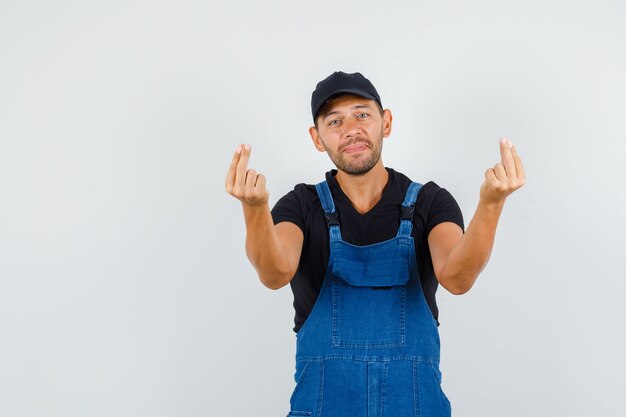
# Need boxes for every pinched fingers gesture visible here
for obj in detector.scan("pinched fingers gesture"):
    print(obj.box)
[225,144,270,207]
[481,138,526,204]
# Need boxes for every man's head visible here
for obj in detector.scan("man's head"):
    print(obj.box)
[311,71,383,126]
[309,72,392,176]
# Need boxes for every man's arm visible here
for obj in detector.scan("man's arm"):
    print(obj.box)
[225,144,304,290]
[428,138,525,295]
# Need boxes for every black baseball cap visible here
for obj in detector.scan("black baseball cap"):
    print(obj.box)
[311,71,382,121]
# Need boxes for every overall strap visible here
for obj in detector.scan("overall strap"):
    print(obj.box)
[315,181,342,241]
[397,182,423,237]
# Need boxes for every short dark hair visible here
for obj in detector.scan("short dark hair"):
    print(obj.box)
[314,93,384,129]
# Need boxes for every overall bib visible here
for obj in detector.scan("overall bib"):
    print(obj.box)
[287,181,451,417]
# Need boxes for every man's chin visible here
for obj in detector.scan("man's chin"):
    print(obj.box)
[339,162,377,176]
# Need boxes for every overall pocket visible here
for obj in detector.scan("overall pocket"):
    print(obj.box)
[330,238,412,349]
[414,361,452,417]
[331,278,407,349]
[289,360,322,416]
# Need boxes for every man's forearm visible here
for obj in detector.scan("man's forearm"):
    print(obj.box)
[226,144,298,290]
[435,139,525,294]
[438,199,504,294]
[243,204,293,289]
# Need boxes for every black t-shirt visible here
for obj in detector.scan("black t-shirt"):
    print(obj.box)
[271,168,465,333]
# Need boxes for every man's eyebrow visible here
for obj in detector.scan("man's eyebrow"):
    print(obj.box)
[323,105,373,120]
[323,110,343,120]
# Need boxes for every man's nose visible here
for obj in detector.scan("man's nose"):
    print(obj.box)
[343,118,360,137]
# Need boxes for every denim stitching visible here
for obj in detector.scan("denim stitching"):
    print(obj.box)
[413,360,420,417]
[316,360,324,417]
[381,361,388,417]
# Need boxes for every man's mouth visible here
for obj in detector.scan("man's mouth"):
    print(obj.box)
[343,142,370,154]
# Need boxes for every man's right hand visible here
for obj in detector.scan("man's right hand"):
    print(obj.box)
[225,144,269,207]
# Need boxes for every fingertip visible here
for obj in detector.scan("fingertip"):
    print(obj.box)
[499,138,514,150]
[236,144,243,154]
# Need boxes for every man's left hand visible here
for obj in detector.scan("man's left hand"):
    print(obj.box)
[480,138,526,205]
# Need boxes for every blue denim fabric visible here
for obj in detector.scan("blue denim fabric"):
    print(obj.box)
[287,181,452,417]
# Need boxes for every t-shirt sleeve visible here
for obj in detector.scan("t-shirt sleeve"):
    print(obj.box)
[424,184,465,236]
[270,185,307,232]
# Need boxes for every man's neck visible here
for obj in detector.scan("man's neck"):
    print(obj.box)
[335,161,389,215]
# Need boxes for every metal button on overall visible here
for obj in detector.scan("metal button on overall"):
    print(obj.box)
[287,181,451,417]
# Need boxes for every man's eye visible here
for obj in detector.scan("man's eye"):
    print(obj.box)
[329,120,340,126]
[357,113,369,118]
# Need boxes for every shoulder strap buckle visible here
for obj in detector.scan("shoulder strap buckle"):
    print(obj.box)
[400,205,415,220]
[324,211,340,228]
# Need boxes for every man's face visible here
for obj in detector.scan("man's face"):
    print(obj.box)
[309,95,392,176]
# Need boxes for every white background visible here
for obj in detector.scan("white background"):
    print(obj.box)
[1,1,625,416]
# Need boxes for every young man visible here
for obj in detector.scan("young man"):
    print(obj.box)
[225,71,525,416]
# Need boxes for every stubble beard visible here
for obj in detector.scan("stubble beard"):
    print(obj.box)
[321,134,384,176]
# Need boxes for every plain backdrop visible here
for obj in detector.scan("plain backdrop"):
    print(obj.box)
[1,1,625,416]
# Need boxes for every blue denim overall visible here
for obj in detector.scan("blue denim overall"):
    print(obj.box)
[287,180,451,417]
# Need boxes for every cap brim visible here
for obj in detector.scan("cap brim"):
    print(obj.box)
[313,89,379,120]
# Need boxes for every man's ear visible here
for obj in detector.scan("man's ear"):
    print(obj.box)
[382,109,393,138]
[309,126,326,152]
